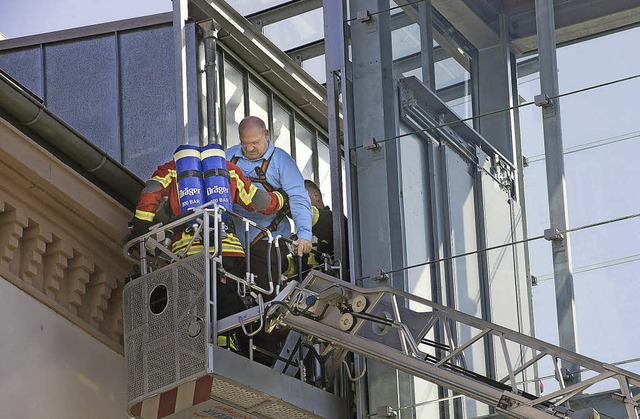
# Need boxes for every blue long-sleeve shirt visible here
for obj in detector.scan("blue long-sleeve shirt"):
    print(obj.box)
[226,141,312,247]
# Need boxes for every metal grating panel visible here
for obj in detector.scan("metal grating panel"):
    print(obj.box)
[124,253,208,404]
[147,270,175,342]
[209,376,270,409]
[126,331,144,400]
[176,256,207,381]
[148,341,177,392]
[124,278,144,333]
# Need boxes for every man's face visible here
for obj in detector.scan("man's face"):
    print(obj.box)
[239,125,269,160]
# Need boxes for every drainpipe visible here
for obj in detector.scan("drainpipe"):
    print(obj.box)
[0,71,144,209]
[200,20,221,145]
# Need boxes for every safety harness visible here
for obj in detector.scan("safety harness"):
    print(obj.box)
[230,152,289,246]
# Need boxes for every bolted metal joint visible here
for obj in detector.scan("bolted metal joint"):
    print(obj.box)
[370,269,389,282]
[544,228,564,241]
[363,137,381,151]
[357,10,372,23]
[376,405,397,418]
[534,93,551,107]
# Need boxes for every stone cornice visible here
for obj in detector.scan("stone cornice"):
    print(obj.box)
[0,117,132,354]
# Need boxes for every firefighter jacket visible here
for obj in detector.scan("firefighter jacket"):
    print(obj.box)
[133,160,286,257]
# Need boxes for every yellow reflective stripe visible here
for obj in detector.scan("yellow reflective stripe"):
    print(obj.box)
[230,169,258,205]
[282,254,296,277]
[312,206,320,226]
[274,191,284,209]
[151,172,173,188]
[135,209,155,222]
[217,335,238,351]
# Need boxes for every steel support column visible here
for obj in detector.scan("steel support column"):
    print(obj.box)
[419,0,436,91]
[348,0,410,415]
[476,13,514,162]
[534,0,580,384]
[323,0,353,281]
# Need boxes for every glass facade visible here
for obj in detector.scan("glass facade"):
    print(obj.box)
[518,26,640,393]
[2,1,638,416]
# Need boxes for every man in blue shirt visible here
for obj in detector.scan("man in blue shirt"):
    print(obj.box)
[227,116,312,364]
[227,116,312,262]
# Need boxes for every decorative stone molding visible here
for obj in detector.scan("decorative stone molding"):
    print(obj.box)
[0,118,133,354]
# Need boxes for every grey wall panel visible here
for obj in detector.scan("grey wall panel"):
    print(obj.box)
[185,22,201,146]
[481,173,524,383]
[0,47,43,98]
[44,36,120,160]
[119,25,176,179]
[398,132,441,418]
[445,148,482,319]
[399,133,432,299]
[444,146,488,418]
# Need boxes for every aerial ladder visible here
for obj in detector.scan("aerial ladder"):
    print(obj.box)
[123,205,640,419]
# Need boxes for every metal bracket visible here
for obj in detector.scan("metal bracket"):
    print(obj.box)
[544,228,564,241]
[370,269,389,282]
[497,394,518,410]
[363,137,381,151]
[534,93,551,107]
[357,10,372,23]
[376,405,397,418]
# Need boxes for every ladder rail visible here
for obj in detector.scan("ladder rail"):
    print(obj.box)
[273,271,640,418]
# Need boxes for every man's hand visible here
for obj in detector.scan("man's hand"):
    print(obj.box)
[293,238,312,256]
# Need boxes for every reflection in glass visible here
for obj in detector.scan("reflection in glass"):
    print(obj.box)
[263,8,324,52]
[294,120,314,180]
[272,101,291,154]
[317,139,331,207]
[392,24,420,61]
[248,80,268,124]
[225,0,289,16]
[223,61,245,147]
[302,54,327,85]
[518,27,640,391]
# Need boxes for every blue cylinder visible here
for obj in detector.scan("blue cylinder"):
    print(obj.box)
[201,144,232,215]
[174,145,205,213]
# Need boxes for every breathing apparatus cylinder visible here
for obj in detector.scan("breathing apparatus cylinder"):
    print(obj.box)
[201,144,232,221]
[174,144,205,213]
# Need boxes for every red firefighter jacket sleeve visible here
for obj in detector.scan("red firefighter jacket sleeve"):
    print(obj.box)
[226,161,285,215]
[132,161,177,236]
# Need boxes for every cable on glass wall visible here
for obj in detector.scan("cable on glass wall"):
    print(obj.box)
[356,211,640,282]
[526,130,640,164]
[350,71,640,151]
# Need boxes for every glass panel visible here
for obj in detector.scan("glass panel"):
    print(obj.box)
[391,24,420,61]
[272,101,291,154]
[302,54,326,85]
[519,26,640,394]
[317,138,331,207]
[387,4,474,123]
[248,79,268,124]
[223,61,245,147]
[294,119,314,180]
[263,8,324,51]
[225,0,290,16]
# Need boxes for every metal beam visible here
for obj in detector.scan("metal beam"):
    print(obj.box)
[285,39,324,62]
[188,0,328,132]
[431,0,501,49]
[534,0,580,385]
[511,0,640,55]
[246,0,323,28]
